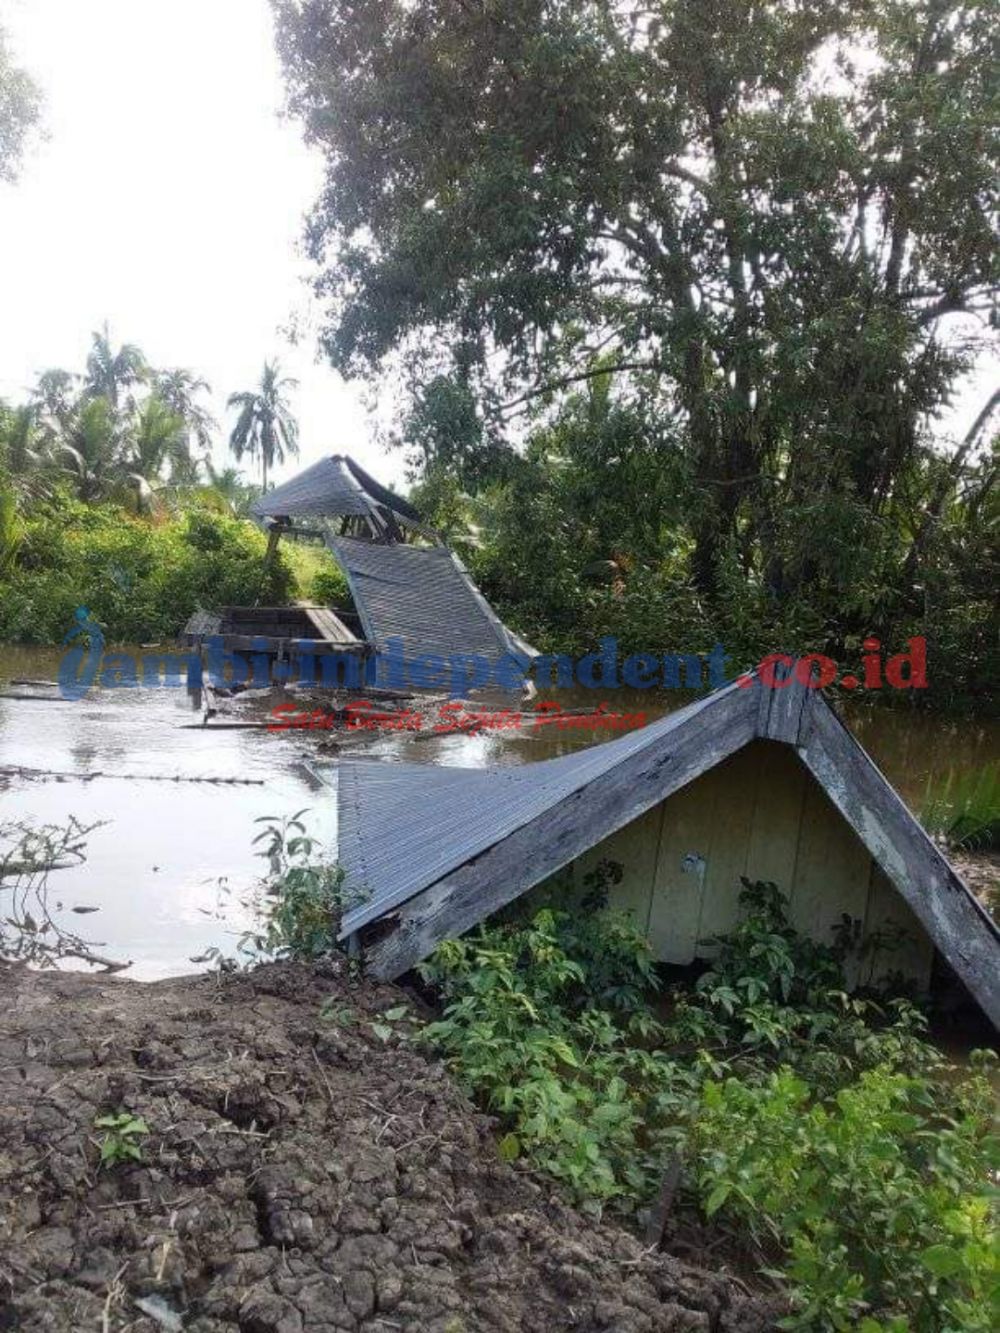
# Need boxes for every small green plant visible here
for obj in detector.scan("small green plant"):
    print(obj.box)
[94,1111,149,1167]
[244,811,351,960]
[370,1004,411,1043]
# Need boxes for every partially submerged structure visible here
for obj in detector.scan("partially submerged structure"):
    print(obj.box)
[184,604,366,666]
[184,455,533,683]
[329,673,1000,1028]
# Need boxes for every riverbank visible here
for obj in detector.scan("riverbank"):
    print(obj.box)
[0,958,779,1333]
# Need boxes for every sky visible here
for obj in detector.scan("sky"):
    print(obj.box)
[0,0,402,486]
[0,0,993,489]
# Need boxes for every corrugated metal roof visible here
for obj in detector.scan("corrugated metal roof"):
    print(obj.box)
[251,454,418,522]
[327,535,531,669]
[330,687,732,937]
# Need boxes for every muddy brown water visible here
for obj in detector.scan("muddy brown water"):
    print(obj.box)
[1,645,998,980]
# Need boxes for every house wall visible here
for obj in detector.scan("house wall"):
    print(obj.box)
[573,739,934,989]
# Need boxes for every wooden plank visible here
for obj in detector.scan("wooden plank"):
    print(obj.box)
[757,666,811,743]
[860,863,935,992]
[644,1153,682,1246]
[364,684,759,979]
[646,768,722,963]
[789,773,872,946]
[576,804,663,936]
[302,606,360,646]
[798,694,1000,1028]
[744,741,807,899]
[692,746,762,954]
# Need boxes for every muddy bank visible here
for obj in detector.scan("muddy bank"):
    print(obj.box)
[952,850,1000,913]
[0,960,779,1332]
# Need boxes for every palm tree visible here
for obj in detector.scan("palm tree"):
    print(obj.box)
[31,368,79,440]
[199,460,258,515]
[59,397,119,502]
[127,395,190,510]
[227,360,299,491]
[84,324,148,411]
[0,403,40,475]
[155,368,217,456]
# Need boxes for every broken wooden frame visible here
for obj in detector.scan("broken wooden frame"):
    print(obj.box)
[344,674,999,1029]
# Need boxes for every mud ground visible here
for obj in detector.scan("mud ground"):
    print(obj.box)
[951,850,1000,913]
[0,960,781,1333]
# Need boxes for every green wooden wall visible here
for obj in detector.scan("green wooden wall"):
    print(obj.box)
[573,739,934,989]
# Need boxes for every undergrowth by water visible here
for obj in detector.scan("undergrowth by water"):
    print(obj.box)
[921,764,1000,853]
[416,877,999,1333]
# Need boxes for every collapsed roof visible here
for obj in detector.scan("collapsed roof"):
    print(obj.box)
[327,535,535,672]
[251,454,421,526]
[327,675,999,1028]
[250,454,535,674]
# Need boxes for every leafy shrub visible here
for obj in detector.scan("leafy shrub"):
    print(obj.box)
[691,1061,999,1332]
[0,492,294,643]
[420,901,680,1206]
[308,564,351,606]
[242,810,352,960]
[418,880,999,1330]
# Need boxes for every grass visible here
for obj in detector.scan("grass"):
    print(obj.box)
[920,764,1000,852]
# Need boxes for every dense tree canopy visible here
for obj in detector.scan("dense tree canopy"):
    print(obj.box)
[0,330,259,515]
[274,0,998,704]
[275,0,997,567]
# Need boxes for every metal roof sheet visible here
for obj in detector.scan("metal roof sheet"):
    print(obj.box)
[327,535,530,669]
[331,687,730,936]
[251,454,418,522]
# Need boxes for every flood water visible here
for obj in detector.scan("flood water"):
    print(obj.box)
[1,644,998,978]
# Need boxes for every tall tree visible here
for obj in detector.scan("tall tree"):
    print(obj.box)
[128,394,191,508]
[274,0,999,600]
[58,398,119,503]
[0,403,40,476]
[200,460,259,516]
[31,369,78,440]
[154,368,217,456]
[84,324,148,412]
[226,361,300,491]
[0,25,41,183]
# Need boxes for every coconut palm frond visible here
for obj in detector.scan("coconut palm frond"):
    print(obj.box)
[226,360,300,491]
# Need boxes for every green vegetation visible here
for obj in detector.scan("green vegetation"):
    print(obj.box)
[0,328,353,644]
[417,878,999,1331]
[0,326,273,514]
[275,0,1000,712]
[94,1112,149,1168]
[0,492,294,643]
[245,811,350,961]
[922,765,1000,852]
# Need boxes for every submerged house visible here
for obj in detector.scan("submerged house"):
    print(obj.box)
[329,672,1000,1028]
[185,454,534,683]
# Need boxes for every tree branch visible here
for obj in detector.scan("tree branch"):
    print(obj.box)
[496,361,665,414]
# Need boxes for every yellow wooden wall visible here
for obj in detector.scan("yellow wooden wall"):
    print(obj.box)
[573,739,934,989]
